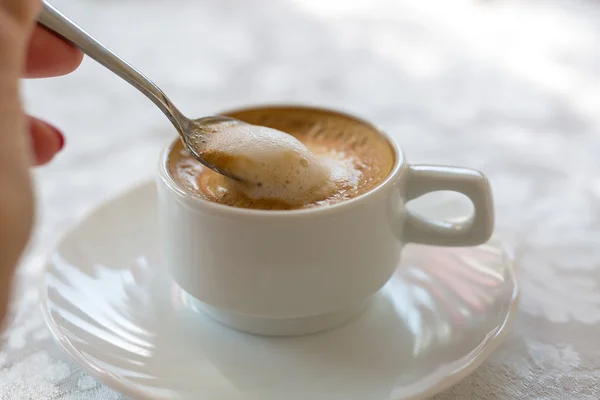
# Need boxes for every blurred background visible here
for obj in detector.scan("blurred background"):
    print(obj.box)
[23,0,600,235]
[10,0,600,397]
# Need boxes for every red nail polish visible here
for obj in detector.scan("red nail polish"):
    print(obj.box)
[54,128,65,151]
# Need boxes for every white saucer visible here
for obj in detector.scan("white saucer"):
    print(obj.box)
[41,183,518,400]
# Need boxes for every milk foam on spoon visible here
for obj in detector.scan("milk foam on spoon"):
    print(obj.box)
[201,122,338,205]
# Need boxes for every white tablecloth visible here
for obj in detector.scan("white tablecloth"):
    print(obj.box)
[2,0,600,398]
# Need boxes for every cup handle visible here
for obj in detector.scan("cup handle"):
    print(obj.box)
[404,165,494,246]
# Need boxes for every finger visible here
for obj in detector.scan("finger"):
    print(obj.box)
[25,25,83,78]
[28,116,64,165]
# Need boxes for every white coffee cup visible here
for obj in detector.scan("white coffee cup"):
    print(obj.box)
[157,105,494,336]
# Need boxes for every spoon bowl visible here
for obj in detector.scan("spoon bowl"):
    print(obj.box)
[182,116,245,181]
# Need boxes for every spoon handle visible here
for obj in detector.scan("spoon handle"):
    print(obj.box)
[38,1,186,129]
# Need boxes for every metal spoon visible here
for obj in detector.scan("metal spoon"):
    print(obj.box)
[37,1,244,182]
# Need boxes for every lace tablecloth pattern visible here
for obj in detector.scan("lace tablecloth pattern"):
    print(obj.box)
[2,0,599,398]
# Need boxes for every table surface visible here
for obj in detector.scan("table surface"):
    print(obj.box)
[2,0,600,399]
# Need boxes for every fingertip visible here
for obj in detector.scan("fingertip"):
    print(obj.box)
[58,42,84,74]
[29,117,64,166]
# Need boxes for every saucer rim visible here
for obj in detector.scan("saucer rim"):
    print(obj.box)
[39,181,519,400]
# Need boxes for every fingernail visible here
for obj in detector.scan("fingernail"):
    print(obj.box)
[53,128,65,151]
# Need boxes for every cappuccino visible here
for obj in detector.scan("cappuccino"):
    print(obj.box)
[168,107,395,210]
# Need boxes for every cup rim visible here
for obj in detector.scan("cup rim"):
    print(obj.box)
[157,104,405,218]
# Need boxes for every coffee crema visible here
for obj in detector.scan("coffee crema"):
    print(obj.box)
[168,107,395,210]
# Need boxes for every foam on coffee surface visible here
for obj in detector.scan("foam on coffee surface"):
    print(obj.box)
[200,122,339,205]
[168,107,395,210]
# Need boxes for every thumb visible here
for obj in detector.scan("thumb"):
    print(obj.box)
[0,0,41,168]
[0,0,40,73]
[0,0,40,26]
[0,0,41,327]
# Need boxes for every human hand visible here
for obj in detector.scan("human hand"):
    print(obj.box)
[0,0,83,327]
